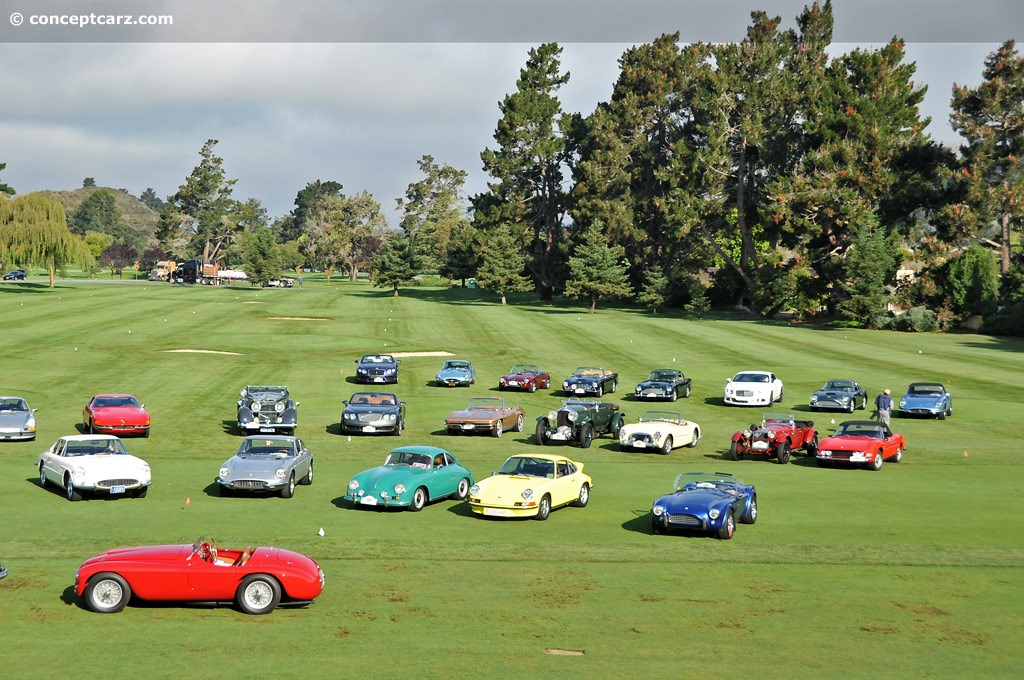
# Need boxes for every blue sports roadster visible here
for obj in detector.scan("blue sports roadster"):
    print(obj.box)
[897,382,952,419]
[651,472,757,539]
[435,359,475,387]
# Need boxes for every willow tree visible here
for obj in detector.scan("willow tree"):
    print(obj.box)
[0,194,92,287]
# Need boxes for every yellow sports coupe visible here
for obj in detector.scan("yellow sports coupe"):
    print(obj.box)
[467,453,592,520]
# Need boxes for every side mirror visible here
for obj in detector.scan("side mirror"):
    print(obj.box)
[32,408,38,414]
[342,400,349,406]
[295,402,300,407]
[726,378,732,383]
[400,401,406,406]
[140,404,146,409]
[354,360,359,364]
[491,470,496,476]
[240,388,246,396]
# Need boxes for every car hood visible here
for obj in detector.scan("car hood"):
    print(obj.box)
[475,474,553,499]
[818,435,875,452]
[901,394,943,407]
[344,403,399,415]
[728,382,773,392]
[566,375,602,385]
[503,372,538,381]
[73,453,150,473]
[437,368,472,377]
[446,408,500,422]
[353,465,427,491]
[656,489,734,511]
[91,407,148,424]
[0,411,31,427]
[82,544,190,567]
[224,455,292,475]
[358,363,396,371]
[813,389,854,399]
[620,420,692,435]
[636,380,675,389]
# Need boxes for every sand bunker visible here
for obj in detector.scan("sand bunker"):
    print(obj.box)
[266,316,331,321]
[544,649,585,656]
[390,351,455,357]
[162,349,245,356]
[242,301,264,304]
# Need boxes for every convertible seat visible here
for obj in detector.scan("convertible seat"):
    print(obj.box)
[793,420,814,429]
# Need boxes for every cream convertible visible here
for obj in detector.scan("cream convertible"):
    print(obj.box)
[467,454,592,520]
[619,411,701,454]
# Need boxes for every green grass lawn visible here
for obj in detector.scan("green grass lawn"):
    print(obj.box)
[1,281,1022,679]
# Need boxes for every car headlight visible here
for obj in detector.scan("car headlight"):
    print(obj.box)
[522,489,534,500]
[652,504,665,516]
[386,413,396,421]
[708,508,720,519]
[348,479,359,490]
[469,484,480,495]
[275,401,286,413]
[275,468,287,478]
[74,466,85,478]
[742,429,751,438]
[219,467,229,478]
[344,413,353,420]
[436,373,442,380]
[26,417,36,429]
[385,369,395,374]
[548,410,557,421]
[358,368,367,374]
[768,431,776,439]
[394,483,406,495]
[900,399,906,407]
[841,396,849,402]
[726,389,734,395]
[567,411,578,422]
[251,401,261,412]
[810,395,817,402]
[563,382,569,388]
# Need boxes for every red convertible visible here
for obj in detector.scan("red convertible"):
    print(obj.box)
[83,394,150,437]
[815,420,906,470]
[75,537,324,614]
[730,412,818,464]
[498,365,551,392]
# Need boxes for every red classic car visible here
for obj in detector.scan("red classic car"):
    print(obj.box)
[730,412,817,464]
[83,394,150,437]
[75,537,324,614]
[815,420,906,470]
[498,365,551,392]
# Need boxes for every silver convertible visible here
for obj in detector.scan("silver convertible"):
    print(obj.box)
[216,436,313,498]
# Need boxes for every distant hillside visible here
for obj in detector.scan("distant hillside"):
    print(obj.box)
[36,186,160,246]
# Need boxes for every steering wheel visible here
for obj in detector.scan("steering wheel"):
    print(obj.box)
[199,540,217,562]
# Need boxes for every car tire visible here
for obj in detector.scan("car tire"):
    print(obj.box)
[730,440,741,461]
[684,384,691,398]
[529,382,536,393]
[652,519,665,535]
[847,401,855,413]
[687,430,699,448]
[280,473,295,498]
[938,408,946,420]
[65,475,82,502]
[134,486,148,499]
[573,483,590,508]
[85,572,131,613]
[513,414,524,432]
[670,390,677,402]
[893,444,903,463]
[410,487,427,511]
[776,388,784,403]
[535,420,548,445]
[578,424,593,449]
[300,460,314,485]
[143,429,150,438]
[236,574,281,615]
[596,385,603,397]
[38,463,47,488]
[741,496,757,524]
[717,510,735,539]
[534,494,551,521]
[394,419,403,436]
[492,420,503,438]
[610,414,624,439]
[776,440,791,465]
[870,450,884,471]
[860,395,868,410]
[88,419,95,434]
[610,380,617,393]
[659,435,673,456]
[806,434,819,457]
[454,477,470,501]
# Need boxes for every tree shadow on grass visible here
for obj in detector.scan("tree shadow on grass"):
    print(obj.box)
[0,282,67,294]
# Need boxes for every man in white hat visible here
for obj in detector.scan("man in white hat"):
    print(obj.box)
[874,389,893,426]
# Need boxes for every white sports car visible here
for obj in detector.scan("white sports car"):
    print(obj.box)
[36,435,151,501]
[724,371,784,407]
[619,411,701,454]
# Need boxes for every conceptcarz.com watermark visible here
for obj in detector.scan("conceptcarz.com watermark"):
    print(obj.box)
[9,11,173,27]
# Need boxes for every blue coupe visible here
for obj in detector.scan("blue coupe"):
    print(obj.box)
[651,472,757,539]
[435,359,475,387]
[897,382,952,419]
[355,354,401,384]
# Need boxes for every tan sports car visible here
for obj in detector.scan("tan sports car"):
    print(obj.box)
[444,397,526,438]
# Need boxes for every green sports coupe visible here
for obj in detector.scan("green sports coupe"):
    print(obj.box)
[344,446,475,511]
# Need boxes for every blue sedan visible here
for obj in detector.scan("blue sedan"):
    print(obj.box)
[897,382,952,419]
[651,472,757,539]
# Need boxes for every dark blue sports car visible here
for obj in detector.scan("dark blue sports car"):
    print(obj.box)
[562,367,618,397]
[355,354,401,384]
[651,472,757,539]
[897,382,952,419]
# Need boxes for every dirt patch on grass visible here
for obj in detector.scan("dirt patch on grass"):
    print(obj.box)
[385,590,409,603]
[390,351,455,357]
[545,649,585,656]
[242,301,264,304]
[860,625,901,635]
[162,349,245,356]
[266,316,331,321]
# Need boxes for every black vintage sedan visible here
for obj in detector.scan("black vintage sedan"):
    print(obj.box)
[635,369,692,401]
[3,270,26,281]
[341,392,406,435]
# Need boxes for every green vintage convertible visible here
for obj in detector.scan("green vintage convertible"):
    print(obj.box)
[344,446,475,511]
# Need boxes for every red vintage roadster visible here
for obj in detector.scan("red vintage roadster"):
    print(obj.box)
[730,412,818,464]
[75,537,324,614]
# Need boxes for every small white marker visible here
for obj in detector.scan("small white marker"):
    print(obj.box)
[318,527,325,536]
[128,330,131,334]
[347,435,351,442]
[831,418,836,424]
[74,347,78,351]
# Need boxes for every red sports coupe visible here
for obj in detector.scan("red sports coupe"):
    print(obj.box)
[83,394,150,437]
[498,365,551,392]
[75,538,324,614]
[815,420,906,471]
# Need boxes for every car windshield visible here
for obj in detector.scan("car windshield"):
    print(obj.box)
[467,398,503,410]
[384,450,433,468]
[247,386,286,397]
[92,396,140,408]
[348,392,397,405]
[0,398,28,412]
[509,365,540,374]
[574,367,604,376]
[361,355,395,365]
[238,439,296,456]
[909,384,943,395]
[443,361,470,369]
[64,438,128,456]
[640,411,682,423]
[673,472,742,493]
[497,456,555,478]
[833,423,884,439]
[762,412,795,425]
[733,373,770,383]
[648,371,680,381]
[823,380,855,390]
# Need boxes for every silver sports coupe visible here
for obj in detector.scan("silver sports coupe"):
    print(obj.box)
[216,435,314,498]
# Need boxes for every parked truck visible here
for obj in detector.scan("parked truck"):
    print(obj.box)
[169,259,248,285]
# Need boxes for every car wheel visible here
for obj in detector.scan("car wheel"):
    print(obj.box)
[776,440,791,465]
[938,408,946,420]
[847,401,855,413]
[730,440,741,461]
[573,483,590,508]
[684,384,691,398]
[513,414,524,432]
[88,419,95,434]
[717,510,735,539]
[806,434,819,457]
[687,430,699,448]
[134,486,148,498]
[741,496,757,524]
[535,420,548,445]
[65,475,82,501]
[596,385,603,397]
[85,572,131,613]
[38,463,47,488]
[300,460,314,485]
[893,444,903,463]
[659,435,673,455]
[236,574,281,615]
[610,414,623,439]
[142,428,150,438]
[652,519,665,535]
[776,388,784,403]
[410,487,427,512]
[529,382,536,393]
[454,477,470,500]
[670,389,677,402]
[394,419,403,436]
[578,424,593,449]
[610,380,617,393]
[280,473,295,498]
[534,494,551,521]
[492,420,503,438]
[860,396,868,410]
[870,450,884,471]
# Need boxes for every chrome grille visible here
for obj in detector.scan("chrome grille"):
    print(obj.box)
[736,390,753,397]
[234,480,267,489]
[97,479,138,487]
[358,412,382,422]
[629,433,653,445]
[667,514,702,527]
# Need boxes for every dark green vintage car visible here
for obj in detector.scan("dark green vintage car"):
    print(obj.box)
[535,399,624,449]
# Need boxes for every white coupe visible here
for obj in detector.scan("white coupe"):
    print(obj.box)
[619,411,701,454]
[724,371,784,406]
[37,435,152,501]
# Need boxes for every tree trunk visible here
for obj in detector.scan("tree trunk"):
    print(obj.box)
[539,283,553,301]
[589,296,597,314]
[325,268,332,285]
[393,287,399,297]
[501,293,507,306]
[1001,212,1011,275]
[48,264,55,288]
